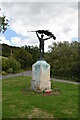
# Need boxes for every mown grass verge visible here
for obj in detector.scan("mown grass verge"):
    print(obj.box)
[2,76,79,119]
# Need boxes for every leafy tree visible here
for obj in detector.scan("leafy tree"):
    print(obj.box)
[2,44,33,69]
[46,41,79,81]
[0,8,8,33]
[2,44,11,57]
[25,45,40,63]
[2,44,20,57]
[13,48,33,69]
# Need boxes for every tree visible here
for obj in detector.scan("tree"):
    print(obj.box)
[25,45,40,63]
[13,48,33,69]
[0,8,8,33]
[2,44,11,57]
[46,41,79,81]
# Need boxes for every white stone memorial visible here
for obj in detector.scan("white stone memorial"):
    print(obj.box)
[31,60,51,91]
[29,30,56,92]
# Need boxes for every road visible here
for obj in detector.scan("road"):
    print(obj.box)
[1,70,80,85]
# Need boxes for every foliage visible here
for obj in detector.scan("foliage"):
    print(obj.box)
[0,56,2,73]
[7,68,13,73]
[46,41,79,81]
[2,57,21,73]
[25,45,40,63]
[2,44,39,69]
[2,71,7,75]
[2,44,33,69]
[0,8,8,33]
[2,44,11,57]
[13,48,33,69]
[2,76,78,118]
[0,44,2,56]
[1,42,79,81]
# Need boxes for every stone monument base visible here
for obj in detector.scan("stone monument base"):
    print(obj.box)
[31,60,51,91]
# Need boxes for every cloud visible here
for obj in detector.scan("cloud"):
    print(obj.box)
[10,36,39,47]
[0,35,11,45]
[0,2,78,51]
[0,0,79,2]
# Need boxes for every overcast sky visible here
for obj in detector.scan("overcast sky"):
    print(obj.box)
[0,1,78,52]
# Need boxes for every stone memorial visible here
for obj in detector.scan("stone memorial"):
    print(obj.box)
[29,30,56,92]
[31,60,51,91]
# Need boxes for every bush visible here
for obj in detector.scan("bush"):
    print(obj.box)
[2,57,21,73]
[7,68,13,73]
[71,61,80,81]
[50,67,79,82]
[2,71,7,75]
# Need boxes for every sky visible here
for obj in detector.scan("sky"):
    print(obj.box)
[0,1,78,52]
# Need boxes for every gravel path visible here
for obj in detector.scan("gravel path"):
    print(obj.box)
[1,71,80,85]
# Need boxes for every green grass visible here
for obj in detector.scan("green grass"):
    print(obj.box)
[2,76,79,119]
[0,80,2,120]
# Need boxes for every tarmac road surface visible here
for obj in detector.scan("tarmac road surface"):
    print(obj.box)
[1,70,80,85]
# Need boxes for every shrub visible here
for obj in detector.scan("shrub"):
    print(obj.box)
[50,67,79,82]
[7,68,13,73]
[2,71,7,75]
[2,57,21,73]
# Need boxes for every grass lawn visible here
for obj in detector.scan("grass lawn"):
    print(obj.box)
[2,76,79,119]
[0,80,2,120]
